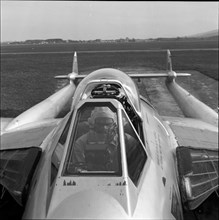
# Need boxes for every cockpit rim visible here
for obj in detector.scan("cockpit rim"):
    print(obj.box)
[71,68,143,120]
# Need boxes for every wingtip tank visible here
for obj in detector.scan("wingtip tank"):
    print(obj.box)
[4,52,80,132]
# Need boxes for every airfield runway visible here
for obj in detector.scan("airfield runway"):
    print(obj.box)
[2,48,218,55]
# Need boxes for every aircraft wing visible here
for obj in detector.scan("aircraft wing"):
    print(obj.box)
[1,118,14,131]
[162,116,218,210]
[128,72,190,78]
[0,118,61,206]
[1,118,61,150]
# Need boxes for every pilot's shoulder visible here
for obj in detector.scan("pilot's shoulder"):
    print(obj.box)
[76,132,90,143]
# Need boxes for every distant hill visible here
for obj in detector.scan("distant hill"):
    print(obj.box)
[1,29,218,45]
[188,29,218,39]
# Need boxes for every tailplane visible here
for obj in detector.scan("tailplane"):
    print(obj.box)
[128,50,190,79]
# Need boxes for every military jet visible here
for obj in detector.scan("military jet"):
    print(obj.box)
[0,51,218,219]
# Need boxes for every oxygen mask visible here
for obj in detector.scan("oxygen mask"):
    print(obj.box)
[94,117,114,134]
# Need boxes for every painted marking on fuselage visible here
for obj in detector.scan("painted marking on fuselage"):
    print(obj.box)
[63,180,76,186]
[115,181,127,186]
[162,177,166,186]
[154,131,164,170]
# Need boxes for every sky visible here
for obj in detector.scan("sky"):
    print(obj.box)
[1,1,218,42]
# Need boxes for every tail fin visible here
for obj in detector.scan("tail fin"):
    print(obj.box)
[167,49,173,72]
[55,52,85,83]
[72,52,78,74]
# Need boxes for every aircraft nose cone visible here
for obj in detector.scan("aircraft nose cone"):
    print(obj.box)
[47,190,128,219]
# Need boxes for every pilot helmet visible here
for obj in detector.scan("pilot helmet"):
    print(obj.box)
[88,107,116,133]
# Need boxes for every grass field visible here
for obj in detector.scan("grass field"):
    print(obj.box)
[1,40,218,117]
[1,39,218,53]
[0,41,218,220]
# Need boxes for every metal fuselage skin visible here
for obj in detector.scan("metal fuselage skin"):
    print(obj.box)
[22,69,183,220]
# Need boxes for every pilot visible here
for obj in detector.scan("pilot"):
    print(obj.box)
[72,106,136,171]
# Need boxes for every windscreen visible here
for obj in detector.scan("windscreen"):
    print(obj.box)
[63,102,122,176]
[122,111,147,186]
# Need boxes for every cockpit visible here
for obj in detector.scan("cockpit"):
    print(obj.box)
[51,69,147,186]
[62,99,146,185]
